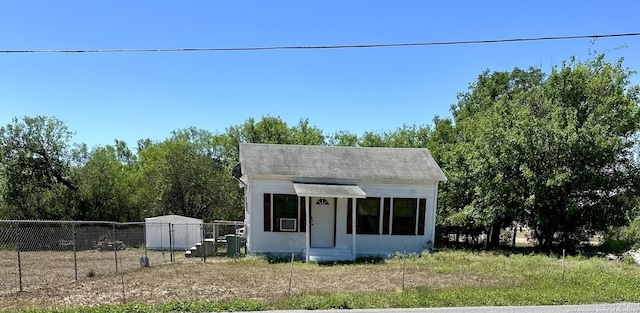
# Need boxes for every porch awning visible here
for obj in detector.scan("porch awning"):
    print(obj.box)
[293,183,366,198]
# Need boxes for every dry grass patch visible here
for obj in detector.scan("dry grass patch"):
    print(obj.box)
[4,251,640,312]
[0,249,179,296]
[0,255,504,311]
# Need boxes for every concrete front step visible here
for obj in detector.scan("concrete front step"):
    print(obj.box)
[304,248,355,262]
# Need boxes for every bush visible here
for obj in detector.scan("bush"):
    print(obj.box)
[602,216,640,253]
[601,237,629,253]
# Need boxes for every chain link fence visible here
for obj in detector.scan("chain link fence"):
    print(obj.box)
[0,220,245,295]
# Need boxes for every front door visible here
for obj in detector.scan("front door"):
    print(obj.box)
[311,197,335,247]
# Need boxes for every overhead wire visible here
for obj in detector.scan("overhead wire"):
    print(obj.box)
[1,32,639,54]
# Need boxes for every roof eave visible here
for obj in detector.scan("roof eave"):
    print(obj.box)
[244,174,446,184]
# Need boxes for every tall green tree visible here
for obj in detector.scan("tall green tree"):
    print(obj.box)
[449,68,544,247]
[0,116,78,219]
[520,56,640,248]
[290,119,325,145]
[326,131,359,146]
[358,124,431,148]
[439,55,640,249]
[138,129,243,221]
[0,170,7,217]
[75,144,141,221]
[216,116,325,166]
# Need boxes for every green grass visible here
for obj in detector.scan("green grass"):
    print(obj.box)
[9,250,640,313]
[272,251,640,309]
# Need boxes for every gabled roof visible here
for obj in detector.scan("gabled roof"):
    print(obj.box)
[239,143,447,182]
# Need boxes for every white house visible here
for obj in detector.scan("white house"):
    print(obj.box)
[238,143,447,262]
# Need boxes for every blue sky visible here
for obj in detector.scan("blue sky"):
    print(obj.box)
[1,1,639,149]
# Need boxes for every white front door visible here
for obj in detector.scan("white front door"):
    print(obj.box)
[311,197,335,248]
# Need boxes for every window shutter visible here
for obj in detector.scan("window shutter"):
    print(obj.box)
[418,198,427,235]
[383,198,391,235]
[299,197,306,232]
[263,193,271,232]
[347,198,353,234]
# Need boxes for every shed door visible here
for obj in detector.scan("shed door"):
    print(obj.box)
[311,197,335,247]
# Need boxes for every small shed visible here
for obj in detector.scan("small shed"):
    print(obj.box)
[145,215,203,250]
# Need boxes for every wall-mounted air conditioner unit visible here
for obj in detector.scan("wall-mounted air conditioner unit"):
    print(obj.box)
[280,218,297,231]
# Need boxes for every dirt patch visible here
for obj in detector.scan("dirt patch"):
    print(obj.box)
[0,249,181,295]
[0,251,503,311]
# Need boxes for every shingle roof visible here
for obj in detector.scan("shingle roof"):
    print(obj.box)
[239,143,447,182]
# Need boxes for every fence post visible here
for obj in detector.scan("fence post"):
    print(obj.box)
[213,223,218,254]
[202,224,206,263]
[143,222,148,264]
[73,224,78,281]
[169,223,174,262]
[402,243,406,291]
[288,252,294,294]
[562,248,566,286]
[113,223,118,273]
[16,221,23,292]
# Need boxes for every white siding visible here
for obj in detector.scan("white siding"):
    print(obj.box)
[145,215,203,250]
[246,179,439,257]
[246,180,306,254]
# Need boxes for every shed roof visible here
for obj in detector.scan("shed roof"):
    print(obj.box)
[239,143,447,182]
[144,215,203,223]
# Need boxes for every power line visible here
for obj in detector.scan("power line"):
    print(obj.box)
[2,32,639,54]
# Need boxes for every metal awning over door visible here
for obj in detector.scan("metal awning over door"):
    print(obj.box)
[292,183,366,198]
[293,183,364,262]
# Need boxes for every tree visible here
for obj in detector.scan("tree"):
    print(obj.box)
[440,55,640,249]
[358,124,432,148]
[359,131,386,147]
[428,116,484,245]
[0,116,78,219]
[326,131,359,146]
[290,119,325,145]
[0,170,7,217]
[215,116,326,166]
[447,68,544,247]
[520,55,640,248]
[138,129,243,221]
[75,144,141,221]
